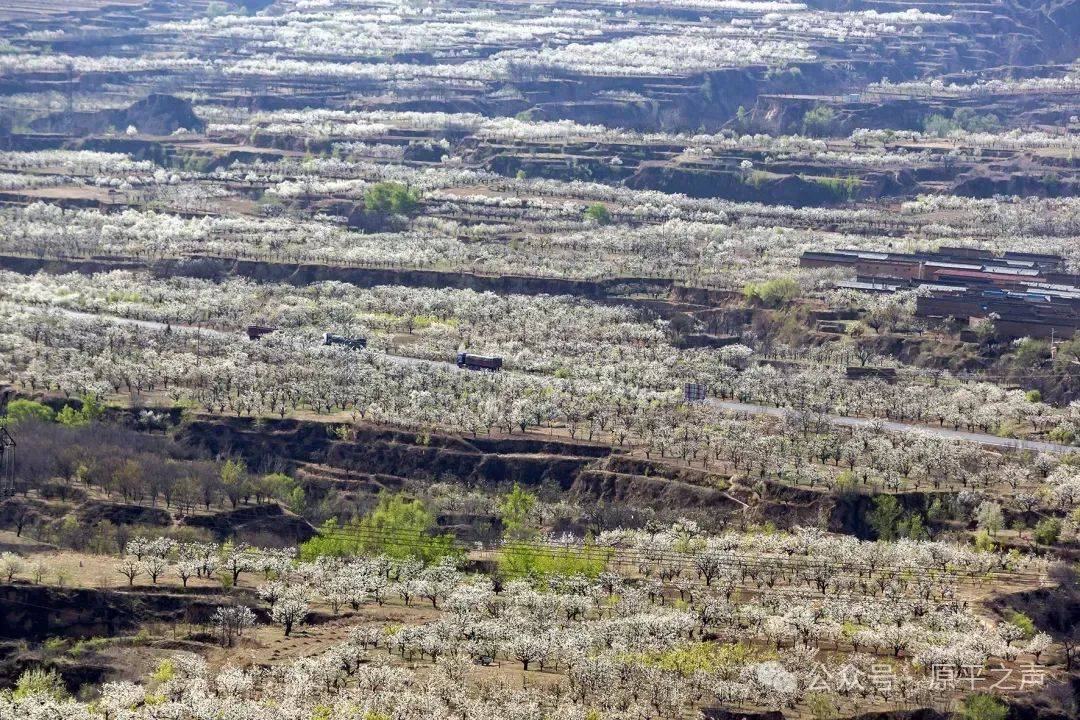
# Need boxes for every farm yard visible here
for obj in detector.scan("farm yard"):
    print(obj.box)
[0,0,1078,719]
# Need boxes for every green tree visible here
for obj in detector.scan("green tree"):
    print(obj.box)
[973,529,997,552]
[498,541,610,580]
[13,667,67,700]
[1033,517,1061,546]
[976,501,1004,535]
[923,113,955,137]
[3,399,55,424]
[220,459,249,508]
[499,482,538,540]
[300,493,456,564]
[151,659,175,683]
[583,203,612,225]
[1053,337,1080,370]
[1006,611,1035,640]
[1012,339,1049,369]
[924,109,1001,137]
[758,278,800,306]
[1049,426,1076,444]
[898,512,929,540]
[363,182,420,216]
[927,497,948,523]
[806,692,840,720]
[867,495,903,540]
[79,393,105,421]
[262,472,304,511]
[953,108,1001,133]
[734,105,750,131]
[961,693,1006,720]
[56,405,88,427]
[831,470,857,496]
[54,394,105,426]
[742,278,801,308]
[802,105,838,137]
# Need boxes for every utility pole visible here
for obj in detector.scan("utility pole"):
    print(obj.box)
[0,426,14,497]
[65,60,75,134]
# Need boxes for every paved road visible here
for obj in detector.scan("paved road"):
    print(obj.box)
[709,399,1076,455]
[36,307,1078,454]
[45,307,233,339]
[43,306,463,371]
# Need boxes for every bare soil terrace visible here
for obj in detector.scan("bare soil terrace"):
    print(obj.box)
[0,0,147,23]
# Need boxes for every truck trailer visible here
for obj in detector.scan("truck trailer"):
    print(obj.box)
[456,353,503,371]
[323,332,367,350]
[246,325,276,341]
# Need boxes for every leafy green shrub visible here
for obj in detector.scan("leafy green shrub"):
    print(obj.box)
[741,169,771,188]
[1033,517,1061,546]
[897,513,929,540]
[42,637,68,655]
[806,692,840,720]
[628,641,760,677]
[973,529,997,552]
[300,494,457,564]
[996,420,1021,439]
[499,483,538,541]
[363,182,420,216]
[923,114,955,137]
[831,471,857,496]
[56,405,87,426]
[812,175,860,199]
[498,542,611,580]
[69,637,112,657]
[742,278,801,308]
[13,667,67,700]
[961,693,1006,720]
[3,399,55,424]
[151,660,175,683]
[583,203,612,225]
[923,109,1002,137]
[1006,611,1035,639]
[867,495,903,540]
[1048,426,1076,444]
[802,105,838,136]
[1011,339,1050,369]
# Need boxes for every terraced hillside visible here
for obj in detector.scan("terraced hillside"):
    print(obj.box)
[0,1,1078,719]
